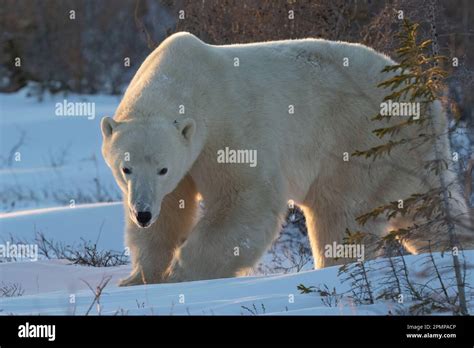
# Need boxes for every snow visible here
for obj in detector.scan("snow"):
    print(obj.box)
[0,88,121,212]
[0,202,125,251]
[0,90,472,316]
[1,260,336,315]
[0,254,377,315]
[1,246,472,315]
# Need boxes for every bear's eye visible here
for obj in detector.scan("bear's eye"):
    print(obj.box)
[122,167,132,175]
[158,168,168,176]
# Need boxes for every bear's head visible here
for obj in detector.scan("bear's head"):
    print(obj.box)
[101,116,196,228]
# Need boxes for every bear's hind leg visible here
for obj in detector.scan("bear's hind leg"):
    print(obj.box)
[302,179,366,269]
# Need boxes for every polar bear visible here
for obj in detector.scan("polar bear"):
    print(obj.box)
[101,32,472,285]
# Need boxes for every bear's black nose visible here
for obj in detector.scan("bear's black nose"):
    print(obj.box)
[136,211,152,226]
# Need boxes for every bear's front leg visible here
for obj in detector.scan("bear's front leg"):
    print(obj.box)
[120,219,180,286]
[165,185,287,282]
[120,175,198,286]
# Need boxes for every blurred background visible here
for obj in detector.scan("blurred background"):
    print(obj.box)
[1,0,473,161]
[1,0,472,101]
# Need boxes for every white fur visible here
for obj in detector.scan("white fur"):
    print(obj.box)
[101,32,473,285]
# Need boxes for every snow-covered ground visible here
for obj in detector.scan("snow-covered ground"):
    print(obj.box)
[0,89,121,212]
[0,231,472,315]
[0,258,382,315]
[0,257,378,315]
[0,90,472,315]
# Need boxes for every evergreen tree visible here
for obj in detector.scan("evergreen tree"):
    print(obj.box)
[352,19,468,315]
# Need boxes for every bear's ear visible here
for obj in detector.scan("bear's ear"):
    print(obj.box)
[175,118,195,142]
[101,117,118,138]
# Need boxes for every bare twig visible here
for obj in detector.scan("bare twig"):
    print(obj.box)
[0,282,24,297]
[465,159,473,201]
[427,241,451,305]
[82,275,112,316]
[1,129,26,167]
